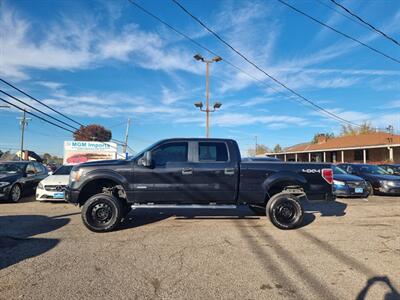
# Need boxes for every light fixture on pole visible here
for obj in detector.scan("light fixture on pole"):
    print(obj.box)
[193,53,222,138]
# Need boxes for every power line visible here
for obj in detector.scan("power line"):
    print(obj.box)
[127,0,361,127]
[0,97,75,134]
[0,78,84,127]
[0,89,79,130]
[276,0,400,64]
[170,0,361,127]
[329,0,400,47]
[314,0,371,31]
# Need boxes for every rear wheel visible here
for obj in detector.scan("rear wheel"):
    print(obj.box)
[266,192,304,230]
[81,193,123,232]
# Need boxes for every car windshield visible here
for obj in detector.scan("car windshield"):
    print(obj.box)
[53,165,73,175]
[333,166,347,174]
[357,165,389,175]
[0,163,24,174]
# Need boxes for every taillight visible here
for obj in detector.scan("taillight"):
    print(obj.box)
[322,168,333,184]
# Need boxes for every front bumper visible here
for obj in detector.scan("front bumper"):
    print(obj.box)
[333,184,369,198]
[64,186,80,204]
[0,185,12,200]
[36,189,67,201]
[378,186,400,195]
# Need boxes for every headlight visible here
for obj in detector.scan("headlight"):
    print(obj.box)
[380,180,396,187]
[333,180,345,186]
[0,182,10,188]
[38,182,44,189]
[70,169,84,183]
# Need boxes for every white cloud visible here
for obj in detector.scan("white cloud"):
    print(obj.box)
[35,81,64,90]
[0,5,201,80]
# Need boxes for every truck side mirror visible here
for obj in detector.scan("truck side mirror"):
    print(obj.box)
[139,151,153,167]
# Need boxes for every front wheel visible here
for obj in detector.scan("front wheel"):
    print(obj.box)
[266,193,304,230]
[9,184,22,203]
[366,182,374,196]
[81,193,123,232]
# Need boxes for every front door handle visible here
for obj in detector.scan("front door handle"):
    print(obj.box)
[182,168,193,175]
[224,168,235,175]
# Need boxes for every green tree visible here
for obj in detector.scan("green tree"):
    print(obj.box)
[73,124,112,142]
[340,122,376,136]
[311,132,335,144]
[273,144,282,153]
[247,144,270,156]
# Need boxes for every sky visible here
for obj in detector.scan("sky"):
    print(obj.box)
[0,0,399,157]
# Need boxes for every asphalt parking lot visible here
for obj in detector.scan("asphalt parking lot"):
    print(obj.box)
[0,196,399,300]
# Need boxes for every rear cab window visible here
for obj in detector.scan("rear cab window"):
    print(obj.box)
[198,142,229,162]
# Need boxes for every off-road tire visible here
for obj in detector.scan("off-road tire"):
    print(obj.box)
[266,192,304,230]
[81,193,123,232]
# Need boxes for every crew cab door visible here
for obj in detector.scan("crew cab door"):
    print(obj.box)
[190,141,238,204]
[132,141,193,203]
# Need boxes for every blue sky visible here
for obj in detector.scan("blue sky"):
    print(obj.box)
[0,0,399,156]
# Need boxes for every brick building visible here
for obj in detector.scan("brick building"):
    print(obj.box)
[265,132,400,164]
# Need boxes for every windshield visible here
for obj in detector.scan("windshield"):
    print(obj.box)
[53,165,73,175]
[0,163,24,174]
[357,165,389,175]
[333,166,347,174]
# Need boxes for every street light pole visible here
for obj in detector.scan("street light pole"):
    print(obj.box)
[205,61,210,138]
[194,54,222,138]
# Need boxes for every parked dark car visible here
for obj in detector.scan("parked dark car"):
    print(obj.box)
[332,166,369,198]
[338,163,400,196]
[379,164,400,176]
[0,161,48,202]
[66,138,334,232]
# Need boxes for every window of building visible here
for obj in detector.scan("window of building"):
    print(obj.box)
[198,142,228,162]
[354,149,369,161]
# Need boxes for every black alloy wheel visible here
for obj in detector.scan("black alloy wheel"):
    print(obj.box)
[266,192,304,230]
[81,193,123,232]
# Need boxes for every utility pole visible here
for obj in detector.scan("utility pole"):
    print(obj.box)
[193,54,222,138]
[18,110,30,161]
[122,118,131,158]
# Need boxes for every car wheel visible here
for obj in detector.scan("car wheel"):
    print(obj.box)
[266,192,304,230]
[9,184,22,203]
[81,193,123,232]
[366,182,374,196]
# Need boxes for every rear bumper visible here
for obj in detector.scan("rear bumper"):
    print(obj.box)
[64,187,80,204]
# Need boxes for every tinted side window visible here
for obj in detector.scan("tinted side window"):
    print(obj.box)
[34,163,46,174]
[152,142,188,166]
[26,163,36,173]
[199,142,228,162]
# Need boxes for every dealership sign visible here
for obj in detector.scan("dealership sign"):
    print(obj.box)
[63,141,117,165]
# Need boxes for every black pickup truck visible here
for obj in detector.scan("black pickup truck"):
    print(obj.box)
[65,138,334,232]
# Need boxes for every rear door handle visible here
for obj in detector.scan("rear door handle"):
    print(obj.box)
[182,168,193,175]
[225,168,235,175]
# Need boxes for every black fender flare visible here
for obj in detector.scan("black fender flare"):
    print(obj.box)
[262,171,308,197]
[78,170,129,195]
